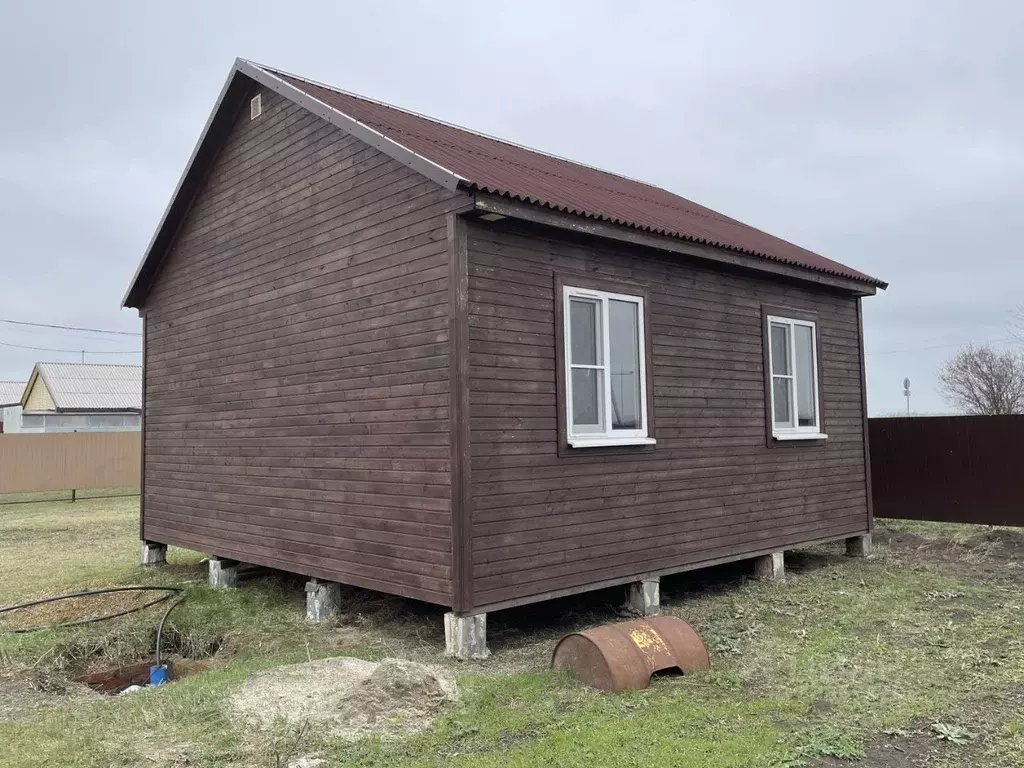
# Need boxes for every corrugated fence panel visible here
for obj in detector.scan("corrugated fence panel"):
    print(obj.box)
[0,433,141,494]
[870,415,1024,526]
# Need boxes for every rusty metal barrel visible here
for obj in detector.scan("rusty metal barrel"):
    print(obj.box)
[551,616,710,692]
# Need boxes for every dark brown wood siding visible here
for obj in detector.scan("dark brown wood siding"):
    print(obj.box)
[141,89,467,605]
[466,220,870,611]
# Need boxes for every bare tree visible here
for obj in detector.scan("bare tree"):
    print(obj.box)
[1012,304,1024,345]
[937,345,1024,415]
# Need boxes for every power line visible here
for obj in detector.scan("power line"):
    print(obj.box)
[2,325,140,344]
[0,318,140,337]
[868,337,1017,357]
[0,341,141,354]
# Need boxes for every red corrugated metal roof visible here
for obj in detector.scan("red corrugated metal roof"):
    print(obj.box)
[272,69,883,287]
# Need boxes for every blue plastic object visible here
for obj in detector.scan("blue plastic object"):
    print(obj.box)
[149,664,169,686]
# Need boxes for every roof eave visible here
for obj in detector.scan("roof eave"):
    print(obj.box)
[470,191,885,296]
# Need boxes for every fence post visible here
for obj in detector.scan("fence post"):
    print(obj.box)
[71,488,76,503]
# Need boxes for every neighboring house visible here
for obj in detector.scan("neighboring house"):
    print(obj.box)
[122,59,886,657]
[18,363,141,433]
[0,381,23,433]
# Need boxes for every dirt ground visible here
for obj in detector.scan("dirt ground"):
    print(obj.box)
[875,525,1024,582]
[816,721,1005,768]
[230,657,457,740]
[0,671,100,722]
[3,496,1023,767]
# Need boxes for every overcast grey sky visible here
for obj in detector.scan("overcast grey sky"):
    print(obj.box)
[1,1,1020,414]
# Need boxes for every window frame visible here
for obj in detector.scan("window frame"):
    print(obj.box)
[762,306,827,443]
[556,277,656,452]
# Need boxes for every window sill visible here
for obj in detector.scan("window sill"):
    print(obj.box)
[569,436,657,449]
[772,432,828,441]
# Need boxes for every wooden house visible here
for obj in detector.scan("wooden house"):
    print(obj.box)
[123,59,885,658]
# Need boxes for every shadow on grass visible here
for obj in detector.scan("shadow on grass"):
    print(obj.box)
[785,546,846,575]
[218,543,854,661]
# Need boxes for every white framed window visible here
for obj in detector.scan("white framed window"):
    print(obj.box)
[563,285,654,448]
[766,315,826,440]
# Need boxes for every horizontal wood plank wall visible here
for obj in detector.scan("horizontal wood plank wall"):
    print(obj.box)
[0,432,140,494]
[466,221,869,610]
[142,90,467,605]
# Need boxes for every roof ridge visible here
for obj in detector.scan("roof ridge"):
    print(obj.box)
[261,64,673,195]
[38,362,140,367]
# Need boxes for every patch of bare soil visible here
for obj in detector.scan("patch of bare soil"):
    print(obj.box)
[875,524,1024,585]
[0,671,100,722]
[816,726,988,768]
[230,657,457,740]
[876,525,1024,559]
[964,528,1024,561]
[872,529,928,550]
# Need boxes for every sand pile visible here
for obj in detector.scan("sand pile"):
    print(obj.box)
[230,657,456,740]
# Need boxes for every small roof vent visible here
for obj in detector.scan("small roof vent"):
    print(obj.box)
[250,93,262,120]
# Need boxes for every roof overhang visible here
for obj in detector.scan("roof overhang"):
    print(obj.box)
[121,58,466,310]
[123,57,884,308]
[471,193,883,296]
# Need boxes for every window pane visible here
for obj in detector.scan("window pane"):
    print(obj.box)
[770,323,790,375]
[571,368,604,430]
[772,377,793,427]
[795,324,817,427]
[570,298,601,365]
[609,299,641,429]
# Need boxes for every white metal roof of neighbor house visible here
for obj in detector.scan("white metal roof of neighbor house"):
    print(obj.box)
[26,363,142,412]
[0,381,23,407]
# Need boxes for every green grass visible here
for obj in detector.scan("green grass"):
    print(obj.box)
[2,500,1023,767]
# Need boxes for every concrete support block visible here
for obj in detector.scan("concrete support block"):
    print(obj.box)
[754,551,786,582]
[305,579,342,622]
[846,533,873,558]
[625,577,661,616]
[141,541,166,567]
[444,612,489,661]
[208,556,240,588]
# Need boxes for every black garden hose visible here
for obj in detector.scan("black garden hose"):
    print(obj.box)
[154,594,187,668]
[0,585,184,634]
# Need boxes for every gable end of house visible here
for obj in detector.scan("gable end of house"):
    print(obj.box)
[122,59,467,309]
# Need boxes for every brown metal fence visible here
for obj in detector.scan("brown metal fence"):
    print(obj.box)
[869,415,1024,526]
[0,432,141,496]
